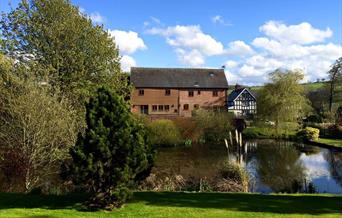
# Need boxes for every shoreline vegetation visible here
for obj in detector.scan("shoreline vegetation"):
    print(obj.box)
[0,192,341,218]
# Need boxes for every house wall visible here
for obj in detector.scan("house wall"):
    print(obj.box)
[132,88,227,118]
[178,89,227,117]
[131,88,179,115]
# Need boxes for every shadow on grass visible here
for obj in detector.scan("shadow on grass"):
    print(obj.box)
[0,192,341,215]
[0,192,88,211]
[133,192,342,215]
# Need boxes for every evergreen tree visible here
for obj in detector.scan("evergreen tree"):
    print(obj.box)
[64,87,153,209]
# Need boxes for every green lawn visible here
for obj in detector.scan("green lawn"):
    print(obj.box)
[316,138,342,148]
[0,192,341,218]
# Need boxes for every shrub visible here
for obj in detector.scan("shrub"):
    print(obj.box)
[297,127,320,141]
[192,109,233,144]
[214,161,249,192]
[139,173,185,192]
[63,87,153,210]
[174,117,201,144]
[147,119,182,147]
[327,124,342,139]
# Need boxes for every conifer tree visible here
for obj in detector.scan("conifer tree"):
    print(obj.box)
[65,87,153,209]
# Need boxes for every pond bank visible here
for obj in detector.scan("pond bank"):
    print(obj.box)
[0,192,341,218]
[307,139,342,150]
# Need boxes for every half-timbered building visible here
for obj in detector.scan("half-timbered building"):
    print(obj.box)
[228,85,256,117]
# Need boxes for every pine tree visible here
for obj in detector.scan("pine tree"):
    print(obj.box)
[64,87,153,209]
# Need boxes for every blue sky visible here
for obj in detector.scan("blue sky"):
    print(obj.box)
[1,0,342,85]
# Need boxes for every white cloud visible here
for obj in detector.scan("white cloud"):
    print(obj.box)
[120,55,136,72]
[150,16,161,24]
[148,25,224,55]
[211,15,232,26]
[109,30,147,54]
[226,40,254,56]
[224,21,342,85]
[90,12,106,24]
[260,21,332,45]
[175,49,204,66]
[225,70,241,85]
[147,25,225,66]
[225,60,239,69]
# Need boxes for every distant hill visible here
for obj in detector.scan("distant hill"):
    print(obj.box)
[243,82,329,93]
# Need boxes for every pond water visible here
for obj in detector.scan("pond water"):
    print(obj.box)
[153,140,342,194]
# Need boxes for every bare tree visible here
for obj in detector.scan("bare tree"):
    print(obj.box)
[0,58,77,192]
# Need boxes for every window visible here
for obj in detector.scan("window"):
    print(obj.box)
[158,105,163,111]
[152,105,157,111]
[138,89,144,96]
[194,104,199,109]
[164,105,170,111]
[197,90,201,95]
[165,89,171,96]
[188,91,194,97]
[213,90,218,97]
[183,104,189,110]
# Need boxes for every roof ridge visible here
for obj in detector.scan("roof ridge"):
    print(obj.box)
[131,67,224,71]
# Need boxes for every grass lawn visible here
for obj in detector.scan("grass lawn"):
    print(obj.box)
[316,138,342,148]
[243,126,296,139]
[0,192,341,218]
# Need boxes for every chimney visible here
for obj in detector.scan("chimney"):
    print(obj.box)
[235,84,242,91]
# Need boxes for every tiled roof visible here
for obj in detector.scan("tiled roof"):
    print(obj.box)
[131,67,228,88]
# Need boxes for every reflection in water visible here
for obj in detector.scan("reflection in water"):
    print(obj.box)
[255,141,305,193]
[153,140,342,193]
[325,151,342,188]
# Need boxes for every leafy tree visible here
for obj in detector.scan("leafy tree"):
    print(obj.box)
[0,54,77,192]
[63,87,153,209]
[257,69,311,131]
[327,57,342,112]
[0,0,130,107]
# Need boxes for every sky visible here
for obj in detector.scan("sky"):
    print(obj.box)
[1,0,342,85]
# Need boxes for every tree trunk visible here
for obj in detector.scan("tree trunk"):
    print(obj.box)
[329,80,334,112]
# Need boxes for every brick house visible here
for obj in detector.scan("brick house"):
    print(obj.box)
[130,67,228,118]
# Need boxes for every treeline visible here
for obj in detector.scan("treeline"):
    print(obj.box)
[0,0,152,210]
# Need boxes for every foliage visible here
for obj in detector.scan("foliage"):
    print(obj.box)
[173,117,201,144]
[192,109,233,144]
[327,124,342,139]
[336,105,342,124]
[0,0,130,111]
[63,87,153,209]
[0,59,77,192]
[327,57,342,112]
[257,69,312,131]
[315,138,342,148]
[215,161,249,192]
[147,119,183,147]
[306,88,329,120]
[297,127,320,141]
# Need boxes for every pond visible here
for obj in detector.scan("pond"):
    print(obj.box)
[153,140,342,194]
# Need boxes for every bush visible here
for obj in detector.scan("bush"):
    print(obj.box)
[327,124,342,139]
[63,87,153,210]
[192,109,233,144]
[215,161,249,192]
[147,119,183,147]
[174,117,201,144]
[297,127,320,141]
